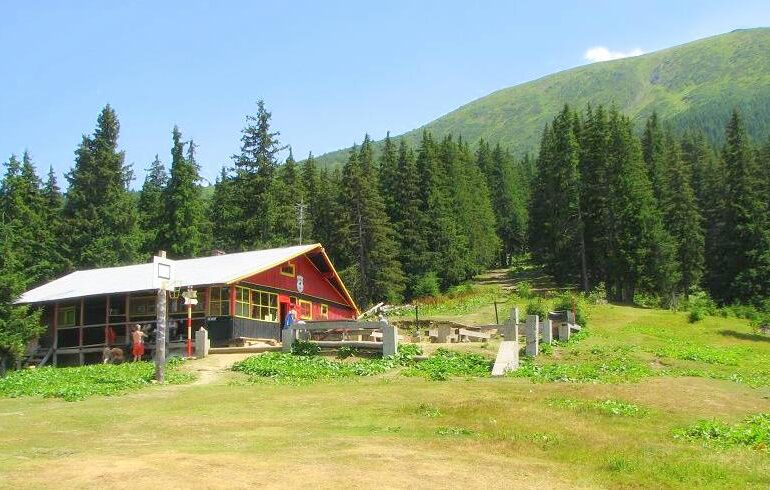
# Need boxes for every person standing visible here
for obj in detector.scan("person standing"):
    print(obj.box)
[131,324,146,362]
[284,304,298,329]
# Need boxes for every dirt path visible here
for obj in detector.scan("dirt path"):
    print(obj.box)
[180,353,255,386]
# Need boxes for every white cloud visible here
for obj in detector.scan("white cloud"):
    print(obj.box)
[584,46,645,63]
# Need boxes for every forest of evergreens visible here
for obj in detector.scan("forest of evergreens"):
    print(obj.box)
[2,100,770,363]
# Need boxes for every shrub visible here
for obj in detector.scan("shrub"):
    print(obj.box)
[686,291,718,316]
[688,308,705,323]
[526,298,550,321]
[515,281,534,299]
[412,272,441,298]
[337,345,358,359]
[291,339,320,356]
[587,282,607,305]
[554,292,589,328]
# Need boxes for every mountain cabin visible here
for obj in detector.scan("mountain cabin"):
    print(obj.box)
[16,244,359,367]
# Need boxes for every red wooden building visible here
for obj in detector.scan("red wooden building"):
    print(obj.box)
[17,244,358,366]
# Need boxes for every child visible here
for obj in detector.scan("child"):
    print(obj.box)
[131,324,146,362]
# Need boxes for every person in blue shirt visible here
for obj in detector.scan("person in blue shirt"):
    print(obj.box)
[284,304,298,329]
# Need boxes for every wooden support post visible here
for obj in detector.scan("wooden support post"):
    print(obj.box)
[155,288,167,382]
[79,298,85,365]
[105,295,111,347]
[53,302,59,367]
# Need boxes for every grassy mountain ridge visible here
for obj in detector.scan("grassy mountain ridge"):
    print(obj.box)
[315,28,770,168]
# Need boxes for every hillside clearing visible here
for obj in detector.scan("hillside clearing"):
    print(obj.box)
[1,300,769,488]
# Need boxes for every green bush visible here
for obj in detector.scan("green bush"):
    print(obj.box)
[0,362,194,401]
[554,292,589,328]
[291,339,320,356]
[587,282,607,305]
[515,281,534,299]
[526,298,550,321]
[336,345,358,359]
[510,356,653,384]
[688,308,705,323]
[412,272,441,298]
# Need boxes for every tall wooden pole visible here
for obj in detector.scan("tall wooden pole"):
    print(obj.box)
[155,288,167,383]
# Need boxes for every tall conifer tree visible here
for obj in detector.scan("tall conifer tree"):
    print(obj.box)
[162,130,209,257]
[711,110,770,303]
[137,154,168,256]
[62,105,140,267]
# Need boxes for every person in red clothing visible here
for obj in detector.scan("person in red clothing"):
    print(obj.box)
[131,324,146,361]
[106,325,117,346]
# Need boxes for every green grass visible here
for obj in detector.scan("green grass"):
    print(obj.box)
[0,360,195,401]
[315,28,770,169]
[547,396,649,417]
[2,288,770,487]
[675,413,770,452]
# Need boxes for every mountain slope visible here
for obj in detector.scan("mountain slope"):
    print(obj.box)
[316,28,770,167]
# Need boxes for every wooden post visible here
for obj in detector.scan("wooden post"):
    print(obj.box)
[79,298,85,365]
[105,296,111,347]
[494,301,499,325]
[53,302,59,367]
[229,285,236,317]
[125,294,130,341]
[155,288,167,382]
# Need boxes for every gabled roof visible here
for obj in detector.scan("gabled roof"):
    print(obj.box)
[17,244,358,312]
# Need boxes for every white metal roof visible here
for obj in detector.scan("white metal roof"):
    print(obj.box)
[17,244,320,304]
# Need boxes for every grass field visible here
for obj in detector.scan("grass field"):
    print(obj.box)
[1,296,769,489]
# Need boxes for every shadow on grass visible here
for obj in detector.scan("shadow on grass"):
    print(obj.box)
[718,329,770,343]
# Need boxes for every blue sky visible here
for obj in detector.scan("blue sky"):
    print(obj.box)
[2,1,769,187]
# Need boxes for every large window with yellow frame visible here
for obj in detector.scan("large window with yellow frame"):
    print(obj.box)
[209,287,230,316]
[235,286,278,322]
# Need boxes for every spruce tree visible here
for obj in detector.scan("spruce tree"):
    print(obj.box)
[209,165,240,252]
[481,143,527,266]
[231,100,286,247]
[0,220,43,374]
[162,130,209,257]
[339,141,405,305]
[530,106,585,287]
[1,153,61,283]
[711,110,770,303]
[378,132,399,224]
[300,152,319,244]
[137,154,168,256]
[642,112,668,202]
[415,132,466,288]
[62,105,141,268]
[579,105,612,289]
[605,109,678,301]
[661,134,704,298]
[267,149,305,246]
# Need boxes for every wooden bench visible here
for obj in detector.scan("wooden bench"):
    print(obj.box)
[369,331,405,342]
[458,328,491,342]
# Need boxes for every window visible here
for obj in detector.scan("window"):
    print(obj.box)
[57,306,76,327]
[298,300,312,320]
[130,296,156,317]
[280,262,296,277]
[320,304,329,319]
[235,286,278,322]
[209,287,230,316]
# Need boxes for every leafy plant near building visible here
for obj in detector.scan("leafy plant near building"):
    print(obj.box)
[0,359,194,401]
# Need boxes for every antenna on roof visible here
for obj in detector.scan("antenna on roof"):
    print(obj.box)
[296,198,307,245]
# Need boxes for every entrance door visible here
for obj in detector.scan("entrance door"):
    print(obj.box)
[279,301,289,328]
